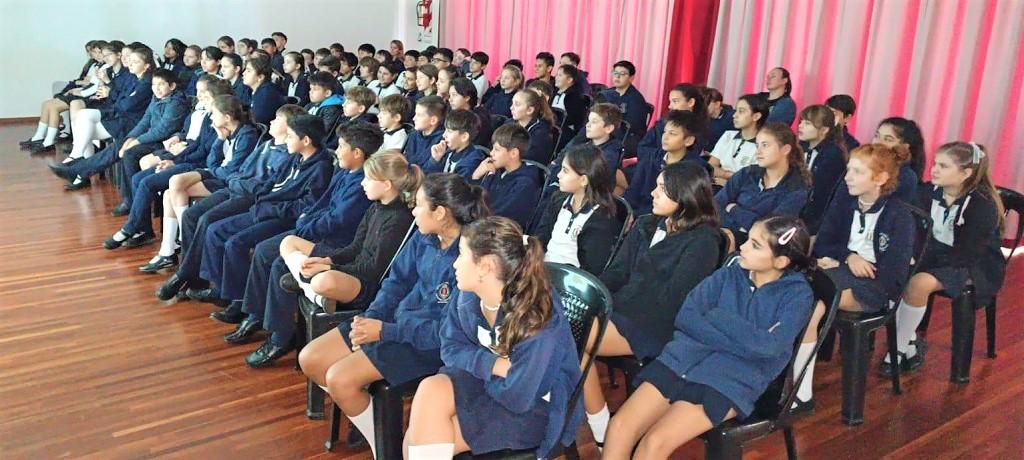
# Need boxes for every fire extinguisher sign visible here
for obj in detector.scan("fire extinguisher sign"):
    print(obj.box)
[411,0,441,48]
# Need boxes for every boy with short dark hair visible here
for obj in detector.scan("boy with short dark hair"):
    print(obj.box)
[425,108,486,179]
[403,95,447,168]
[468,51,490,98]
[825,94,860,148]
[527,51,556,90]
[624,110,706,214]
[378,94,410,150]
[306,71,344,133]
[471,123,541,228]
[357,43,376,60]
[600,60,649,139]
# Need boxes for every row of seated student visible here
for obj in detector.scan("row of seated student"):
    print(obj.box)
[26,36,1008,459]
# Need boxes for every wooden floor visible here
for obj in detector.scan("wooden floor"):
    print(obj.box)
[1,121,1022,459]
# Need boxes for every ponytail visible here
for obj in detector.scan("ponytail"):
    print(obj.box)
[463,217,553,356]
[364,151,424,209]
[519,89,555,126]
[211,94,249,125]
[800,104,848,158]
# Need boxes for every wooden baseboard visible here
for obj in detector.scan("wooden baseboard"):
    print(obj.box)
[0,117,36,125]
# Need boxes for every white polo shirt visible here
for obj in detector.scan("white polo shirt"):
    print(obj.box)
[544,197,599,268]
[710,130,758,173]
[847,205,884,263]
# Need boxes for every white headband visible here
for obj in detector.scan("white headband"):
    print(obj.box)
[969,142,986,164]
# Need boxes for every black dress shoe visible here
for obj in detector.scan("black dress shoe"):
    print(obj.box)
[210,308,245,324]
[224,318,262,344]
[64,176,91,190]
[156,273,188,300]
[28,143,55,154]
[140,254,178,274]
[19,139,42,148]
[111,202,130,217]
[789,398,815,417]
[245,338,293,367]
[879,338,928,377]
[48,163,74,180]
[185,287,229,306]
[279,273,301,293]
[103,231,130,250]
[123,232,156,249]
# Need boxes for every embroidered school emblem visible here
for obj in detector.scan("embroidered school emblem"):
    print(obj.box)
[570,226,583,241]
[878,232,890,252]
[436,282,452,303]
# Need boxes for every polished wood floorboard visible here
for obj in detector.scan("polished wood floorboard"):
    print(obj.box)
[1,122,1022,459]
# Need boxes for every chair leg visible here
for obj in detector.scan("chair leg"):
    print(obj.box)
[306,380,326,420]
[985,299,997,358]
[885,318,902,395]
[294,312,307,372]
[372,384,407,460]
[817,328,836,362]
[325,403,342,451]
[783,427,798,460]
[839,327,870,426]
[950,295,976,384]
[704,431,743,460]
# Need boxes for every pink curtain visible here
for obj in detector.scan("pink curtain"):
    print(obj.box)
[706,0,1024,191]
[441,0,675,129]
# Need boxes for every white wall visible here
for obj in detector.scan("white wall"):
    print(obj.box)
[0,0,404,118]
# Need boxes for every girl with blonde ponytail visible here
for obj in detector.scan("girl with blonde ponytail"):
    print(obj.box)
[404,216,584,459]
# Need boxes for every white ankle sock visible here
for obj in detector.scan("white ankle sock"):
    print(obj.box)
[42,127,58,147]
[283,251,308,280]
[793,342,817,403]
[112,229,129,242]
[31,122,47,141]
[347,400,377,458]
[587,404,610,446]
[895,300,927,359]
[408,443,454,460]
[158,218,179,257]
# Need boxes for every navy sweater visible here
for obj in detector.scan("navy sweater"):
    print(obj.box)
[601,86,649,138]
[125,90,190,144]
[600,218,722,358]
[715,166,810,234]
[226,140,291,197]
[185,70,205,98]
[759,92,797,126]
[476,163,543,229]
[704,105,736,152]
[106,74,154,135]
[624,152,706,215]
[506,117,554,164]
[657,264,814,417]
[205,123,259,180]
[294,167,373,249]
[306,94,345,134]
[482,88,516,118]
[814,193,916,304]
[403,128,445,169]
[169,116,216,166]
[799,138,847,234]
[249,81,287,125]
[282,72,310,106]
[249,148,335,222]
[229,76,253,107]
[441,290,583,456]
[423,144,488,180]
[363,232,461,351]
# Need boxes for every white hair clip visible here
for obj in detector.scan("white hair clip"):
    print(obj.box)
[969,142,986,164]
[522,235,530,246]
[778,227,798,245]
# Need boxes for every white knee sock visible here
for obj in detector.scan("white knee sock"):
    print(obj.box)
[587,404,610,446]
[158,218,179,257]
[283,251,308,280]
[173,205,188,222]
[347,400,377,458]
[42,127,58,147]
[31,122,47,141]
[895,300,927,359]
[408,443,454,460]
[793,342,816,403]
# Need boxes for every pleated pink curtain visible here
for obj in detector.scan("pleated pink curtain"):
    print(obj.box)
[441,0,675,127]
[706,0,1024,190]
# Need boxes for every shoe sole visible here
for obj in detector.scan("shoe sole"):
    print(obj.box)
[124,238,156,249]
[140,264,178,274]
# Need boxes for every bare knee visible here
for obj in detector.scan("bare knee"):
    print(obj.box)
[297,346,324,379]
[310,273,333,295]
[636,428,675,458]
[325,364,366,400]
[280,234,302,254]
[413,375,454,412]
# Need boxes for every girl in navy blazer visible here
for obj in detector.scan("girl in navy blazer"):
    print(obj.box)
[871,117,927,203]
[797,104,849,234]
[281,52,310,106]
[886,142,1006,376]
[582,161,722,448]
[405,217,583,459]
[807,143,915,408]
[715,122,812,250]
[298,173,489,459]
[245,56,287,125]
[507,89,555,163]
[603,216,815,459]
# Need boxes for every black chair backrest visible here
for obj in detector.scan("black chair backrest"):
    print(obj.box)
[286,96,301,105]
[581,94,593,109]
[255,123,271,144]
[997,186,1024,259]
[491,113,509,127]
[601,196,636,274]
[544,262,612,458]
[379,222,418,285]
[551,107,567,129]
[522,159,550,188]
[904,203,934,276]
[644,102,655,128]
[589,83,608,95]
[716,229,732,268]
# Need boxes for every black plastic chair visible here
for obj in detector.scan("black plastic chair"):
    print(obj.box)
[254,123,270,145]
[701,268,841,460]
[455,262,613,459]
[916,185,1023,383]
[590,83,609,95]
[816,203,931,425]
[602,197,635,274]
[644,102,655,129]
[297,223,417,420]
